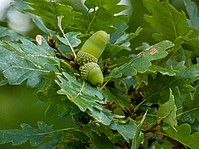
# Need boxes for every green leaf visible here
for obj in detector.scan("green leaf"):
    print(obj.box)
[149,65,176,76]
[0,26,24,41]
[158,89,177,129]
[180,85,199,123]
[103,26,143,59]
[0,36,60,87]
[152,139,173,149]
[181,38,199,54]
[103,44,123,59]
[57,32,81,47]
[56,72,115,125]
[84,128,119,149]
[110,118,137,142]
[110,22,129,44]
[12,0,55,34]
[84,0,128,33]
[184,0,199,29]
[144,62,199,103]
[131,111,147,149]
[0,122,54,146]
[109,40,174,78]
[163,123,199,149]
[12,0,83,34]
[143,0,199,41]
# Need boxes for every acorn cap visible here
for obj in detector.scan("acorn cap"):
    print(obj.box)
[76,50,98,66]
[79,62,104,86]
[81,30,108,59]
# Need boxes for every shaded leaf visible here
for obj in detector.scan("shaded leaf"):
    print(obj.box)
[158,89,177,129]
[143,0,199,41]
[110,22,129,44]
[0,122,54,146]
[0,36,60,87]
[180,85,199,123]
[163,123,199,149]
[109,40,174,78]
[103,25,142,59]
[184,0,199,29]
[57,32,81,47]
[85,128,119,149]
[110,118,137,142]
[103,44,123,59]
[145,62,199,103]
[131,111,147,149]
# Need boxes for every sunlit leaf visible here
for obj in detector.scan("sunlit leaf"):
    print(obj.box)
[109,40,174,78]
[56,72,115,125]
[0,26,25,41]
[149,65,176,76]
[12,0,83,34]
[0,36,60,87]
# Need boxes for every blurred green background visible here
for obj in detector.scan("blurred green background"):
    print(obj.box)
[0,0,197,148]
[0,84,72,148]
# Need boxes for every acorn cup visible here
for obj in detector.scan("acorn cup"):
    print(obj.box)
[79,62,104,86]
[76,30,108,86]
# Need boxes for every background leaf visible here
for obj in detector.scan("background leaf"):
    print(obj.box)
[184,0,199,29]
[180,85,199,123]
[12,0,83,34]
[131,111,147,149]
[110,118,137,142]
[163,123,199,149]
[84,128,119,149]
[157,89,177,129]
[144,62,199,103]
[143,0,199,41]
[84,0,128,33]
[0,122,54,146]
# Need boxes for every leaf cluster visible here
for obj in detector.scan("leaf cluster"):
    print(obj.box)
[0,0,199,148]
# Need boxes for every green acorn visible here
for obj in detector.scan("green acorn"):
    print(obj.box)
[79,62,104,86]
[76,30,108,65]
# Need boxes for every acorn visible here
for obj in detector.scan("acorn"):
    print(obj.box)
[79,62,104,86]
[76,30,108,65]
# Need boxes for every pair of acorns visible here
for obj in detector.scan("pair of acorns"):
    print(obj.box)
[76,31,108,86]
